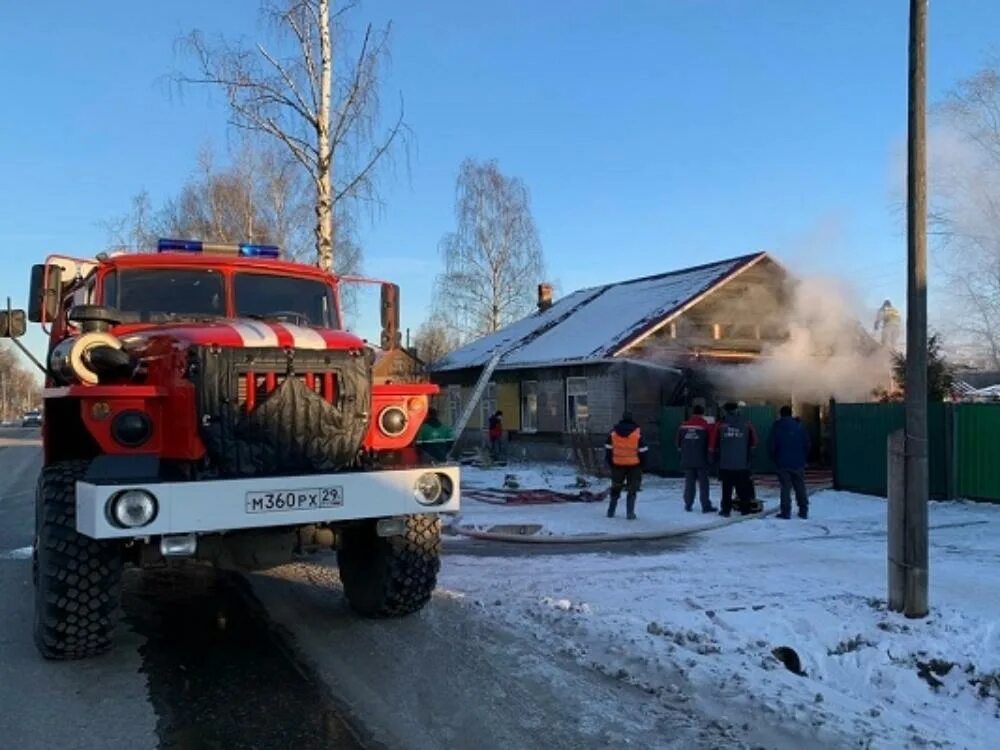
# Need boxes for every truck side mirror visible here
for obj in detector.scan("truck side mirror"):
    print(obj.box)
[380,283,401,350]
[0,309,26,338]
[28,264,62,323]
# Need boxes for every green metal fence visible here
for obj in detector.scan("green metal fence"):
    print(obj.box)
[833,402,996,500]
[956,404,1000,501]
[745,405,778,474]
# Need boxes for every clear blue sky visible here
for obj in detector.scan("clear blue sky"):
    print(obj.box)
[2,1,999,363]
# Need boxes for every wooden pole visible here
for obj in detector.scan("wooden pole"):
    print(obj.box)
[887,430,906,612]
[904,0,929,618]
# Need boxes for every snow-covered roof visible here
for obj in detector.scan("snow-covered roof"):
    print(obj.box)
[433,252,767,372]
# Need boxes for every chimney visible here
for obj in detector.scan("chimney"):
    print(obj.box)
[537,283,553,312]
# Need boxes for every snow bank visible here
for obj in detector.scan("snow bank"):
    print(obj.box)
[443,466,1000,748]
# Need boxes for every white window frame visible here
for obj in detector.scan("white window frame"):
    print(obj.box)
[521,380,539,433]
[481,382,497,433]
[566,377,589,432]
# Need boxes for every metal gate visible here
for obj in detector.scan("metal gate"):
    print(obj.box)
[659,406,685,473]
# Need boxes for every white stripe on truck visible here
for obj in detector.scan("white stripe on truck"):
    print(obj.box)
[278,323,327,350]
[230,321,280,347]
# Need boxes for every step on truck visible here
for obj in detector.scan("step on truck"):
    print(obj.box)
[0,239,460,660]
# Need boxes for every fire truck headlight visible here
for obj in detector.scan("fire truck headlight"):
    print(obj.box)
[413,472,444,506]
[108,490,158,528]
[378,406,408,437]
[111,410,152,447]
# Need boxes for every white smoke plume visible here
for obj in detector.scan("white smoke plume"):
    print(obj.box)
[709,275,893,403]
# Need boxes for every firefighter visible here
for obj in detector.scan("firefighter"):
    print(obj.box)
[768,405,811,519]
[709,402,758,516]
[605,411,648,520]
[676,404,717,513]
[874,299,902,350]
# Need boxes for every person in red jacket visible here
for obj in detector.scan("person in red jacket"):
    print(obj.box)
[676,405,717,513]
[487,410,504,460]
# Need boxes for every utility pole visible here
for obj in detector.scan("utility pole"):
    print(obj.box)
[903,0,929,618]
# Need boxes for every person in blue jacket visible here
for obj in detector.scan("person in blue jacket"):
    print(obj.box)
[768,405,811,519]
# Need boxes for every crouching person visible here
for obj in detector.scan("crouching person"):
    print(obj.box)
[606,411,648,520]
[676,404,717,513]
[416,408,455,463]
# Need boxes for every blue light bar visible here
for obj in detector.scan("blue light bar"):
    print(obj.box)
[237,243,282,258]
[157,238,281,258]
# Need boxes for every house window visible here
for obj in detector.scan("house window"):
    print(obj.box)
[480,382,497,431]
[447,385,462,425]
[521,381,538,433]
[566,377,589,432]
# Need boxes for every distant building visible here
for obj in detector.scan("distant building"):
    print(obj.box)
[373,347,425,385]
[429,252,798,468]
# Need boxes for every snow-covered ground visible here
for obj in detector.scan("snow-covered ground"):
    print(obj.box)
[441,463,1000,749]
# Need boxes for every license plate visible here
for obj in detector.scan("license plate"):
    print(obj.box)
[245,486,344,513]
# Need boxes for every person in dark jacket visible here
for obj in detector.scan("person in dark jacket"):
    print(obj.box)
[709,402,758,517]
[676,405,717,513]
[769,405,811,519]
[487,410,504,460]
[605,412,648,520]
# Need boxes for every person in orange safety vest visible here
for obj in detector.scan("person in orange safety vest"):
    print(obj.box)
[604,411,648,520]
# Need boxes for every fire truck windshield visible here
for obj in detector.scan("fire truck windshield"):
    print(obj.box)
[103,268,338,328]
[234,273,337,328]
[105,268,225,320]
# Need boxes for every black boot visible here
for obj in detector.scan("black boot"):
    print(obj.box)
[607,498,618,518]
[626,495,637,520]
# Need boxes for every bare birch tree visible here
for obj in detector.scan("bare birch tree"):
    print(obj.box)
[932,64,1000,367]
[104,143,362,276]
[413,316,460,365]
[103,190,156,252]
[177,0,405,272]
[0,346,42,421]
[434,159,545,341]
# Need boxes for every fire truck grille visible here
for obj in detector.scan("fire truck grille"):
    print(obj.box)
[236,371,337,412]
[190,346,374,478]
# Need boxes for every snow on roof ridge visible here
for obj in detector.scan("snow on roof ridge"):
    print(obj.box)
[570,251,767,295]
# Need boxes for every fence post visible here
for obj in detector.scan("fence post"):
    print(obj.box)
[944,403,957,500]
[829,399,839,490]
[887,429,906,612]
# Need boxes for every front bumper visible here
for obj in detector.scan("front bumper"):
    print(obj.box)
[75,466,460,540]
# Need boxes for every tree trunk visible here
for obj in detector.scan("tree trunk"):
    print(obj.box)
[315,0,334,271]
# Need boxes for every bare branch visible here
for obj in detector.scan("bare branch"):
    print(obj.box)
[255,42,317,124]
[334,108,403,204]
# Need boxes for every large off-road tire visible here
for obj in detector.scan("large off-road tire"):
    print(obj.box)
[337,515,441,617]
[34,460,124,660]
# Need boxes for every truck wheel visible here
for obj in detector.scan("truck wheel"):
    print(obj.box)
[34,460,124,660]
[337,515,441,617]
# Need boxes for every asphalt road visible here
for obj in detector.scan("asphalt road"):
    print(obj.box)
[0,428,735,750]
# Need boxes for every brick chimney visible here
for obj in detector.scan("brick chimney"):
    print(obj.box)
[537,283,553,312]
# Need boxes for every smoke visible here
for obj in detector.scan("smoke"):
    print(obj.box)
[708,274,892,403]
